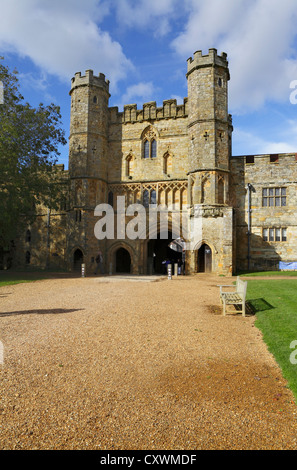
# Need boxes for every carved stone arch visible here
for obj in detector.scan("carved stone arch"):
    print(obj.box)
[193,239,218,274]
[141,125,158,141]
[193,239,218,255]
[71,246,85,271]
[163,150,173,174]
[108,241,135,274]
[125,152,134,177]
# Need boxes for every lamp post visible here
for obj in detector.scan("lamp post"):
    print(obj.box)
[247,183,254,271]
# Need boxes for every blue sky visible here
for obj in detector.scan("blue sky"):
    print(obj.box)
[1,0,297,169]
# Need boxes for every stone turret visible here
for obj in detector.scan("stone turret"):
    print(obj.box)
[69,70,110,182]
[67,70,110,273]
[187,48,232,205]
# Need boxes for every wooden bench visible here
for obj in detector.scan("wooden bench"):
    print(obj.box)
[218,276,247,316]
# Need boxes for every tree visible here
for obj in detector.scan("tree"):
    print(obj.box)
[0,59,67,251]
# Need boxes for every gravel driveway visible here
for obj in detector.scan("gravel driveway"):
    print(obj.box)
[0,274,296,450]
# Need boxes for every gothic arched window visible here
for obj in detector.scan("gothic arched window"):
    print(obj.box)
[142,127,157,159]
[144,140,150,159]
[151,139,157,158]
[143,190,150,208]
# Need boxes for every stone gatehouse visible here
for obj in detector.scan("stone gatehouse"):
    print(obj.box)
[11,48,297,275]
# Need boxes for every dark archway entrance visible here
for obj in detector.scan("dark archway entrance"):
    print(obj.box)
[147,231,181,274]
[197,244,212,273]
[73,249,84,271]
[116,247,131,273]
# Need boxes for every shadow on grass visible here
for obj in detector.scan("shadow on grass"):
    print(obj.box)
[0,308,84,317]
[246,298,275,315]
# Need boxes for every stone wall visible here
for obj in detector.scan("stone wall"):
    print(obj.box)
[231,153,297,271]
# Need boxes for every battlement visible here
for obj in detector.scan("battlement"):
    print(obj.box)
[186,48,229,77]
[70,70,110,95]
[109,98,188,123]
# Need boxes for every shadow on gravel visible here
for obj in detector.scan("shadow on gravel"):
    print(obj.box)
[0,308,84,317]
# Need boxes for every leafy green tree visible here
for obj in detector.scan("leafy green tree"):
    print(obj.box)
[0,59,67,250]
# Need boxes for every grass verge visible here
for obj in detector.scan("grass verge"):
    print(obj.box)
[246,279,297,401]
[239,270,297,277]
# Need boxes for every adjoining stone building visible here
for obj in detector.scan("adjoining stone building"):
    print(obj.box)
[11,48,297,275]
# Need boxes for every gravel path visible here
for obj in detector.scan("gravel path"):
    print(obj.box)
[0,274,296,450]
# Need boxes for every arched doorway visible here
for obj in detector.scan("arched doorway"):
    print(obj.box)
[116,247,131,273]
[147,231,182,274]
[197,244,212,273]
[73,249,84,271]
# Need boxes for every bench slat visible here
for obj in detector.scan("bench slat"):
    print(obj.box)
[218,276,247,316]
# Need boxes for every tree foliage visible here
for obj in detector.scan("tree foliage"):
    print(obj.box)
[0,59,67,248]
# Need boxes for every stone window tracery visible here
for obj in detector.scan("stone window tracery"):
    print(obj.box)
[142,127,157,159]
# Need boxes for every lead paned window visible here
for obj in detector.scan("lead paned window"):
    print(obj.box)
[263,228,268,241]
[263,227,287,242]
[151,139,157,158]
[262,187,286,207]
[144,140,150,159]
[282,228,287,241]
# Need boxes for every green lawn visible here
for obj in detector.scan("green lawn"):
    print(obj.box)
[0,269,70,287]
[246,279,297,401]
[239,270,297,277]
[0,277,42,287]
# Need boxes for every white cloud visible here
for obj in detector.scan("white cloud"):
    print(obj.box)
[0,0,133,88]
[233,123,297,156]
[115,81,157,110]
[171,0,297,113]
[111,0,180,36]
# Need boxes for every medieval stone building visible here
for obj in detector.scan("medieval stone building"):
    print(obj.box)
[12,48,297,275]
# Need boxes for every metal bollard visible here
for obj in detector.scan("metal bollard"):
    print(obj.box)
[81,263,85,277]
[167,264,172,280]
[109,262,112,276]
[174,263,178,276]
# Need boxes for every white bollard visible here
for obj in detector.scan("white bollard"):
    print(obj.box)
[174,263,178,276]
[81,263,85,277]
[167,264,172,280]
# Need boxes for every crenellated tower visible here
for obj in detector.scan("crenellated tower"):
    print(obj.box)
[67,70,110,271]
[187,48,232,205]
[69,70,110,207]
[186,49,234,275]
